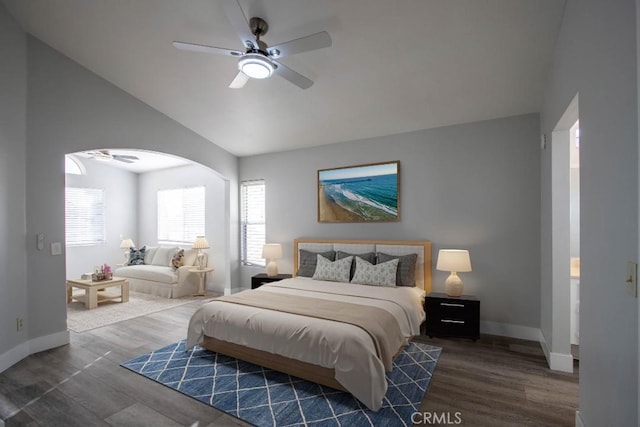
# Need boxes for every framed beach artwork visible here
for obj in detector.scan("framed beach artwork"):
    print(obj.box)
[318,161,400,223]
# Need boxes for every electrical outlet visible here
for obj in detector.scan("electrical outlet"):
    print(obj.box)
[16,317,23,331]
[626,262,638,298]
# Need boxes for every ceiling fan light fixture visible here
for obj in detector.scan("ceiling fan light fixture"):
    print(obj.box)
[238,53,275,79]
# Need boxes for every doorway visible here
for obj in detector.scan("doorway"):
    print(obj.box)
[549,94,579,372]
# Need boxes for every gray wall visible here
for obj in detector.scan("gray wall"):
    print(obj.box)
[138,164,228,293]
[24,36,239,345]
[541,0,638,425]
[65,157,138,278]
[0,2,27,361]
[240,114,541,331]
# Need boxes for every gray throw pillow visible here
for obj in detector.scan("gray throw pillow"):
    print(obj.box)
[336,251,376,279]
[297,249,336,277]
[376,252,418,287]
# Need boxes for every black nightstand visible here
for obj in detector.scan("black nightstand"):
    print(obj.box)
[425,292,480,340]
[251,273,292,289]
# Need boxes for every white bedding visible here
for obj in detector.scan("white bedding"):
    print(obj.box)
[186,277,425,410]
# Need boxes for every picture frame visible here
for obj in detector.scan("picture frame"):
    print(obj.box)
[318,161,400,223]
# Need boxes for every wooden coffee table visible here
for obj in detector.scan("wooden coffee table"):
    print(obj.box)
[66,277,130,309]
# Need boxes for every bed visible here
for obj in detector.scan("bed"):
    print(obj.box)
[186,238,431,411]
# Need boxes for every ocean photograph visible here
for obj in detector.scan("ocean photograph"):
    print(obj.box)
[318,162,399,222]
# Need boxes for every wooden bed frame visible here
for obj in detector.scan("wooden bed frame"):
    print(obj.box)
[200,238,432,391]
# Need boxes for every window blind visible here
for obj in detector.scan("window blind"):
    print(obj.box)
[65,187,106,246]
[241,180,265,266]
[157,186,205,245]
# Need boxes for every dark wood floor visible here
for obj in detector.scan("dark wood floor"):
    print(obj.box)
[0,299,578,426]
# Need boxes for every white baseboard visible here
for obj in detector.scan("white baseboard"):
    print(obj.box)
[549,351,574,372]
[539,334,575,373]
[480,320,543,341]
[575,410,585,427]
[0,330,70,374]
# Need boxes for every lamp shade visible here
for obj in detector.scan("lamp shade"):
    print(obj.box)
[119,238,135,249]
[436,249,472,272]
[262,243,283,260]
[192,236,210,250]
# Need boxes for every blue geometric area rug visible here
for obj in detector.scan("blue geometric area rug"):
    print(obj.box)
[121,340,441,427]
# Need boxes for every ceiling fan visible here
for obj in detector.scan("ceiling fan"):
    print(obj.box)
[86,150,139,164]
[172,0,332,89]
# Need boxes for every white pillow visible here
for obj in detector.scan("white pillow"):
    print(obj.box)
[151,246,178,266]
[144,246,158,265]
[351,256,399,287]
[183,249,199,267]
[312,254,353,283]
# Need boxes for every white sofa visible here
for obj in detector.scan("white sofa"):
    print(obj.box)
[114,246,207,298]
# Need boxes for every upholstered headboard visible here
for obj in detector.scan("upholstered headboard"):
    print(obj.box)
[293,238,432,293]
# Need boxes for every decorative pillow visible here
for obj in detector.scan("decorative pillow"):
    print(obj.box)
[127,246,146,266]
[151,246,179,266]
[312,254,353,283]
[297,249,336,277]
[336,251,376,279]
[351,256,399,287]
[171,249,185,270]
[376,252,418,287]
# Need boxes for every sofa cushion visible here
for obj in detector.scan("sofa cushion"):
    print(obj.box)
[144,246,158,265]
[151,246,179,266]
[115,265,178,284]
[183,249,198,267]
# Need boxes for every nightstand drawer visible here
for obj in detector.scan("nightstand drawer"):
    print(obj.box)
[251,273,292,289]
[425,292,480,340]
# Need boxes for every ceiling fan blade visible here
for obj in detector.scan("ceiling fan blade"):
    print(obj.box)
[221,0,256,49]
[114,157,135,164]
[173,41,242,57]
[269,31,332,58]
[273,61,313,89]
[229,71,249,89]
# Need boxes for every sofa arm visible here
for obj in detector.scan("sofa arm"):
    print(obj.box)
[176,265,194,284]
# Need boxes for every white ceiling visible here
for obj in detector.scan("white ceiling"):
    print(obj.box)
[3,0,565,157]
[71,149,191,174]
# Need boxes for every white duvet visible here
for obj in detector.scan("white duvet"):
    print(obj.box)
[186,277,425,411]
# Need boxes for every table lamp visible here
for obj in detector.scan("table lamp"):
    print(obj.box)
[192,236,210,270]
[436,249,472,297]
[119,238,135,264]
[262,243,283,277]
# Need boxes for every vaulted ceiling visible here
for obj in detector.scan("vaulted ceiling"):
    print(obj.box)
[2,0,565,156]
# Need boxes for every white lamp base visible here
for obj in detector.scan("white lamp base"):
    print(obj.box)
[445,272,463,297]
[266,260,278,277]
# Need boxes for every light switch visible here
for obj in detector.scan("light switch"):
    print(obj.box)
[626,262,637,298]
[51,242,62,256]
[37,233,44,250]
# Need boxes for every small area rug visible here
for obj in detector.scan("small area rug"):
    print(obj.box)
[122,340,441,427]
[67,291,207,332]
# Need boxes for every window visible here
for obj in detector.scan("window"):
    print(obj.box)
[241,180,265,266]
[65,187,106,246]
[157,186,205,245]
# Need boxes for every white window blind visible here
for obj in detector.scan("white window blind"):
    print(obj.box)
[65,187,106,246]
[157,186,205,245]
[241,180,265,266]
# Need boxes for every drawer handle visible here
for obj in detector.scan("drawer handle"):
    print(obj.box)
[440,302,465,308]
[441,319,465,324]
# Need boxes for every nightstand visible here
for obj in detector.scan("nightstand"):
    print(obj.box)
[251,273,292,289]
[425,292,480,340]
